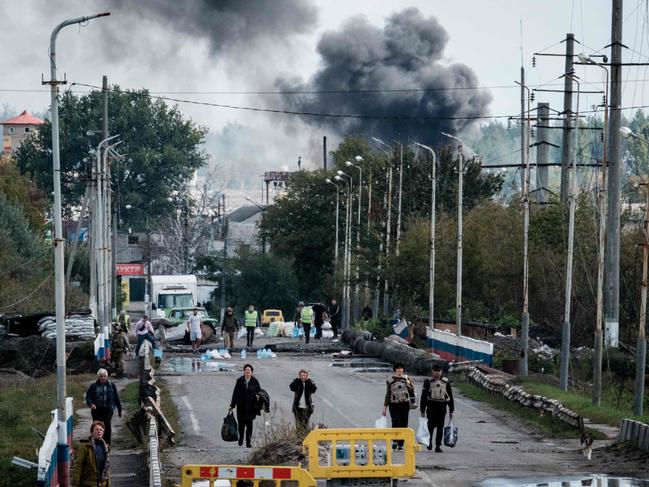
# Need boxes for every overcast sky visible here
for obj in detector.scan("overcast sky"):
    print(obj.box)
[1,1,647,179]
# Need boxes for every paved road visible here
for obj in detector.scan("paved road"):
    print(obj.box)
[159,352,592,486]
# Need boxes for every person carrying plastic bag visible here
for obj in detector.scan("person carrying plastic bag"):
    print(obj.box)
[420,363,454,452]
[382,362,415,451]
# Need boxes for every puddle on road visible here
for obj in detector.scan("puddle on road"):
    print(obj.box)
[476,475,649,486]
[161,356,236,374]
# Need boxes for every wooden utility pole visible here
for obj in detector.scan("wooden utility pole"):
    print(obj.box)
[520,67,530,377]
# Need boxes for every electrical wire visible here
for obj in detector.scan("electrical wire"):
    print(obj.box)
[0,272,53,311]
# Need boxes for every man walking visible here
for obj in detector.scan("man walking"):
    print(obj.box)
[133,315,156,356]
[85,368,122,445]
[221,307,239,350]
[290,369,317,431]
[327,298,341,338]
[187,308,203,355]
[420,364,454,452]
[244,304,259,348]
[312,302,326,339]
[300,304,313,344]
[110,324,130,378]
[293,301,304,338]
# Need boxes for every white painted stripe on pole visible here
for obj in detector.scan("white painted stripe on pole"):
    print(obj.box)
[218,466,237,478]
[254,467,273,479]
[180,396,199,434]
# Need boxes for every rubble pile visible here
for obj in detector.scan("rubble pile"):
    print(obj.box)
[38,315,95,341]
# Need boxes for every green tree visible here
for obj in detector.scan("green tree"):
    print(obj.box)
[15,87,208,227]
[0,157,46,230]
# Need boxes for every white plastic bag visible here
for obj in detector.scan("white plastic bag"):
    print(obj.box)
[416,417,430,446]
[374,416,388,429]
[237,327,247,338]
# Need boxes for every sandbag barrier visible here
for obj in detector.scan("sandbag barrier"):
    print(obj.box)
[467,367,584,429]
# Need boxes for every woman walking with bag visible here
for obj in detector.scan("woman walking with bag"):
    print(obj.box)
[382,362,416,450]
[229,363,261,447]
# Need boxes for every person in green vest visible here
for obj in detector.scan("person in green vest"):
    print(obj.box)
[244,304,259,347]
[300,304,314,344]
[117,309,130,334]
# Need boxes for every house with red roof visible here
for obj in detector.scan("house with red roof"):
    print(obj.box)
[1,110,44,154]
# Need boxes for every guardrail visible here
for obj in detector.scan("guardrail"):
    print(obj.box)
[302,427,419,480]
[179,464,317,487]
[36,397,73,487]
[618,419,649,451]
[148,415,162,487]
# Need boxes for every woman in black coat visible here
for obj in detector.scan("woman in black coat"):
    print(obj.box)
[289,369,317,430]
[229,363,261,447]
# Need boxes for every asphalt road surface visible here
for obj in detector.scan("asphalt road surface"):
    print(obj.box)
[159,352,593,486]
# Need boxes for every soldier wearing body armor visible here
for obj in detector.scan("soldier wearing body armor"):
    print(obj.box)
[382,362,415,450]
[420,364,454,452]
[110,324,130,378]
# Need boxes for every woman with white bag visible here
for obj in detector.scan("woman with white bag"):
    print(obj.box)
[382,362,416,451]
[420,364,454,452]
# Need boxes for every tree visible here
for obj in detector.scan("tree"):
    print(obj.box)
[15,87,208,227]
[0,157,46,230]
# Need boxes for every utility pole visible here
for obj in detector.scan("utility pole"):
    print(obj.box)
[46,13,109,487]
[323,136,327,170]
[519,67,531,377]
[560,33,575,203]
[383,158,393,316]
[560,75,581,391]
[605,0,623,349]
[636,179,648,416]
[535,103,551,205]
[395,143,404,257]
[220,194,227,323]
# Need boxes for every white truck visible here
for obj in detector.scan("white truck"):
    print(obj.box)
[149,275,198,319]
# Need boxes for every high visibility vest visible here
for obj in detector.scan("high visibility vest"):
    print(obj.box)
[301,306,313,324]
[244,310,258,327]
[118,314,130,331]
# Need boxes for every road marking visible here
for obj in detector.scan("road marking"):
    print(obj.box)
[181,395,200,434]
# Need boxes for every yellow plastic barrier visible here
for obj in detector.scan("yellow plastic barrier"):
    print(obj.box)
[180,464,317,487]
[302,427,420,480]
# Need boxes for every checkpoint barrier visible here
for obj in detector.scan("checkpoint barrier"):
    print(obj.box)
[302,428,419,480]
[37,397,73,487]
[180,464,317,487]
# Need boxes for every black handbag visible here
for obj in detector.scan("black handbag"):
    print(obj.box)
[221,412,239,442]
[183,330,191,345]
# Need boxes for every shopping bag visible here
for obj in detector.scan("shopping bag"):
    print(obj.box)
[443,419,458,447]
[237,327,247,339]
[183,330,191,345]
[292,325,300,338]
[374,416,388,428]
[221,412,239,442]
[416,417,430,446]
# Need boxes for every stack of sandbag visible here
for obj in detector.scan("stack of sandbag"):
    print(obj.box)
[39,314,95,341]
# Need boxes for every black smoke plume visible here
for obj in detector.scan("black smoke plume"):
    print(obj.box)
[276,8,492,144]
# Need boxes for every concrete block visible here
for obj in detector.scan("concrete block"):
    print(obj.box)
[630,421,640,444]
[640,424,649,451]
[618,419,629,442]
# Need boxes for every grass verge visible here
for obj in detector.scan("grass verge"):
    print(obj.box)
[0,373,95,487]
[517,379,649,427]
[455,381,605,439]
[158,380,181,440]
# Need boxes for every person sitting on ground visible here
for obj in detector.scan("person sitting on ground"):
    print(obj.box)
[133,315,156,356]
[72,420,111,487]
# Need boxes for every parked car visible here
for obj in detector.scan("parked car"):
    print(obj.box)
[261,309,284,325]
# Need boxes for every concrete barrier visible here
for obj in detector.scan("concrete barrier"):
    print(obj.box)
[427,328,494,366]
[617,419,649,451]
[36,397,73,487]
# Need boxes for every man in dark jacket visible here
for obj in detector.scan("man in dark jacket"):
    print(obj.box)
[289,369,317,430]
[312,302,326,339]
[221,307,239,350]
[420,364,454,452]
[85,368,122,445]
[327,298,341,338]
[229,364,262,447]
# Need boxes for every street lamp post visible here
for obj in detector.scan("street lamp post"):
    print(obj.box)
[441,132,464,337]
[346,159,362,322]
[560,73,581,392]
[414,142,437,335]
[336,171,353,329]
[47,12,110,487]
[621,128,649,416]
[325,178,340,280]
[578,53,609,405]
[372,137,393,316]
